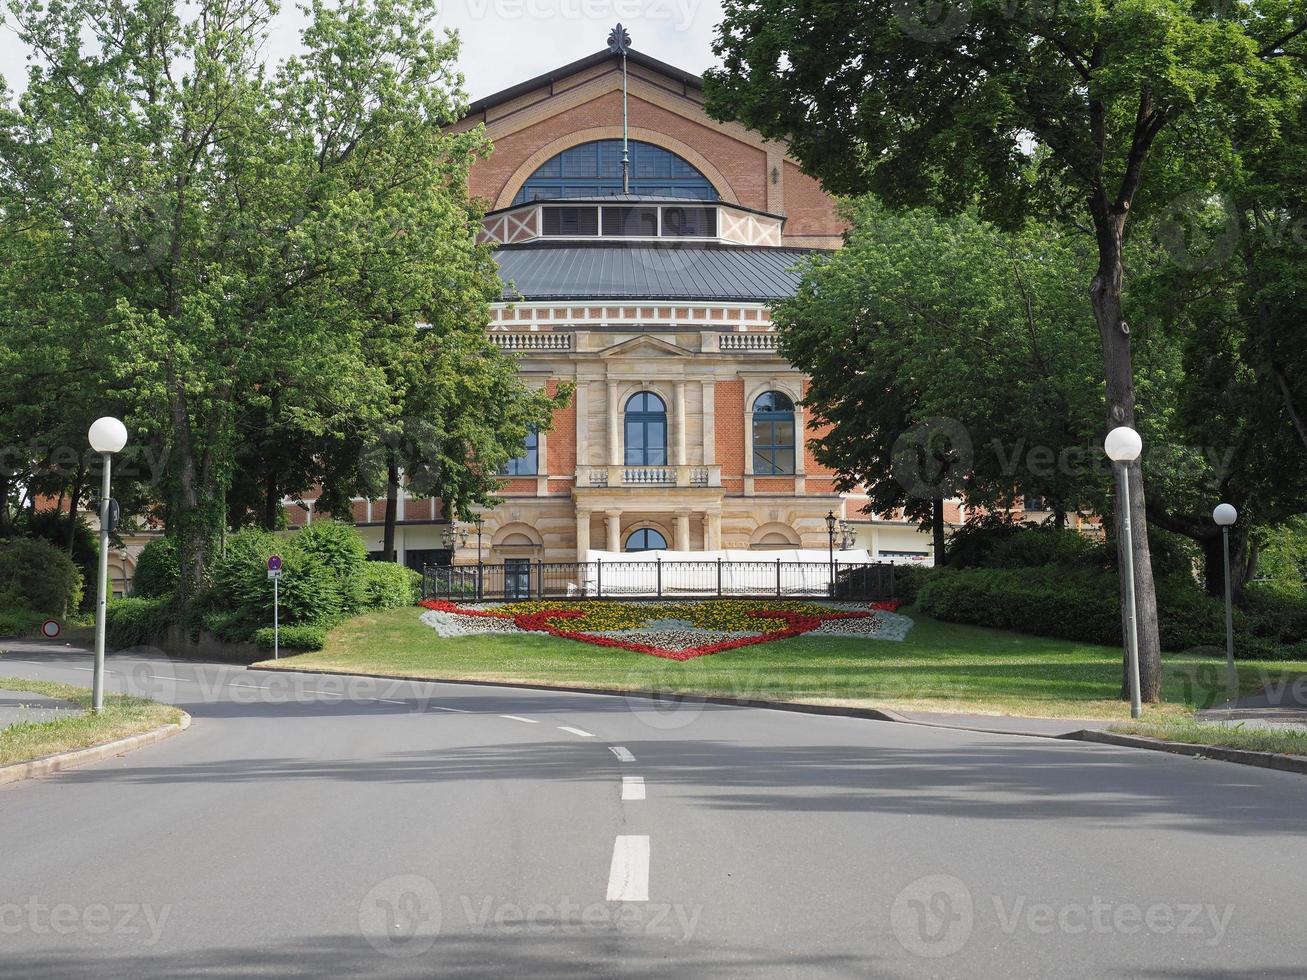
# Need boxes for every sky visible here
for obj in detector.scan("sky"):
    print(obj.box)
[0,0,726,102]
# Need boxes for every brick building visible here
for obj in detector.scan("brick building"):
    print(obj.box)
[318,41,942,570]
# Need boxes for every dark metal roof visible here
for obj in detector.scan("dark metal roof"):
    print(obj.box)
[493,244,818,302]
[464,49,703,118]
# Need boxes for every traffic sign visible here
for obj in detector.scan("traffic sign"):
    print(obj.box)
[268,555,282,572]
[40,619,60,639]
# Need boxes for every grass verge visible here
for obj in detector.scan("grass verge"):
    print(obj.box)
[1108,717,1307,758]
[0,676,183,768]
[257,605,1307,721]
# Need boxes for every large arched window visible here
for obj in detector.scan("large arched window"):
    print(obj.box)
[752,391,796,475]
[513,140,719,204]
[499,427,538,476]
[625,528,668,552]
[624,392,667,466]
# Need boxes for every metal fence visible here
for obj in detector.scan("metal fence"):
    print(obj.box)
[422,560,897,602]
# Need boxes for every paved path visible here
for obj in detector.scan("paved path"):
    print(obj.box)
[0,687,83,729]
[1196,678,1307,732]
[1,641,1306,978]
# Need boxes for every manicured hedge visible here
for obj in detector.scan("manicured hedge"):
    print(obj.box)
[917,566,1303,659]
[0,607,46,638]
[253,624,327,651]
[0,537,84,615]
[360,561,422,610]
[105,596,173,648]
[132,536,180,598]
[293,521,368,614]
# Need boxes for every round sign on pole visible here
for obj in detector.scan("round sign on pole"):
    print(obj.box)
[268,555,282,572]
[41,619,61,639]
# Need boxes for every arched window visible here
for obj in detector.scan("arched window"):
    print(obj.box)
[513,140,719,204]
[752,391,795,475]
[625,528,668,552]
[624,392,667,466]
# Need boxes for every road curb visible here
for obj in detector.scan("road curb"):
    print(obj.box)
[0,712,191,786]
[1066,729,1307,775]
[247,664,911,723]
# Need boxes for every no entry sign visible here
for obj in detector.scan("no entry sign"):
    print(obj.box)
[40,619,60,639]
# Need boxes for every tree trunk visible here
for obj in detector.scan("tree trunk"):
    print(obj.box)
[382,454,399,562]
[262,470,279,531]
[931,498,947,565]
[0,473,8,536]
[65,460,85,553]
[1201,533,1225,598]
[1089,211,1163,703]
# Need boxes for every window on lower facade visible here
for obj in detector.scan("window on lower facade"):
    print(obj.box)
[500,428,538,476]
[752,391,796,475]
[625,528,668,552]
[624,392,667,466]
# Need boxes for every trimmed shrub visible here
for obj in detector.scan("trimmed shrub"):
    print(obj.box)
[105,596,172,648]
[132,536,180,599]
[917,567,1301,659]
[0,537,84,615]
[293,521,368,613]
[360,561,422,610]
[253,624,327,651]
[207,527,342,635]
[0,607,45,638]
[889,564,935,604]
[24,509,98,609]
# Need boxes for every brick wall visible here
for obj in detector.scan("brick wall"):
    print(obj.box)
[802,379,836,478]
[546,378,576,478]
[716,379,744,481]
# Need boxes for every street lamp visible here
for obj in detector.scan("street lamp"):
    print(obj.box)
[1104,425,1143,719]
[88,416,127,715]
[825,510,837,598]
[1213,503,1239,705]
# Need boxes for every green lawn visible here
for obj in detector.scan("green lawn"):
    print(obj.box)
[0,676,183,768]
[260,605,1307,721]
[1110,717,1307,758]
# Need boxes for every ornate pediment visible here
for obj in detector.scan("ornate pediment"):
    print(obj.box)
[597,334,693,358]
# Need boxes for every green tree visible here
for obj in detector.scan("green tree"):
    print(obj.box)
[0,0,505,602]
[706,1,1307,701]
[776,201,1106,558]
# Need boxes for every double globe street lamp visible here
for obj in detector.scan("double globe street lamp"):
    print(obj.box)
[1104,425,1143,719]
[88,416,128,715]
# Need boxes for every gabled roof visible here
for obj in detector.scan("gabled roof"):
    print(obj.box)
[494,243,820,303]
[463,48,703,119]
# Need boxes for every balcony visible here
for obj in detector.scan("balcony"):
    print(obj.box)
[718,333,778,352]
[489,332,572,351]
[577,465,721,489]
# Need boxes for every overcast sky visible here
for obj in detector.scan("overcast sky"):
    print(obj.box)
[0,0,725,101]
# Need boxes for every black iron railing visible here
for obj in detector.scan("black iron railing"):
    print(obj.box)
[421,559,897,602]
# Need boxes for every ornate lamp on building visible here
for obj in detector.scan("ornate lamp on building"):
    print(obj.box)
[825,510,838,597]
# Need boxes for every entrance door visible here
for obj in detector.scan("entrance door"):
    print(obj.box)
[505,558,532,599]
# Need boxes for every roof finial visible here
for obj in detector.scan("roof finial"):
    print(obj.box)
[608,24,632,194]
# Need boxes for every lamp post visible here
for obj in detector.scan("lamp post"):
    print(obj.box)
[473,514,485,601]
[825,510,837,598]
[1104,426,1143,719]
[88,416,128,715]
[1213,503,1239,705]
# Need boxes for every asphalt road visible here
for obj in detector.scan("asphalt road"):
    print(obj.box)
[2,642,1307,979]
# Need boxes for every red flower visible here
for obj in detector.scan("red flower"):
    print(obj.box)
[420,599,890,660]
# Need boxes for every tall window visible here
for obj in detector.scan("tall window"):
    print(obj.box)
[624,392,667,466]
[500,428,538,476]
[752,391,796,475]
[513,140,719,204]
[625,528,668,552]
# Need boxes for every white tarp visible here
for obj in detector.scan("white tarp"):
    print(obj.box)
[577,549,878,596]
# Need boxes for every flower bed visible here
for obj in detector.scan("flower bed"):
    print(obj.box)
[418,598,908,660]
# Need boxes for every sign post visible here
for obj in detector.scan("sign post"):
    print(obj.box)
[267,555,283,659]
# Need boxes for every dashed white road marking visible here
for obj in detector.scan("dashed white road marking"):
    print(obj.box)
[621,776,646,800]
[609,746,636,762]
[500,714,538,724]
[558,725,594,737]
[606,835,650,902]
[306,690,346,698]
[377,699,407,705]
[428,705,470,713]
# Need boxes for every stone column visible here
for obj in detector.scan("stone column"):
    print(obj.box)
[673,381,687,466]
[607,380,621,466]
[706,511,722,551]
[675,510,691,551]
[701,380,716,465]
[606,510,622,553]
[575,510,591,561]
